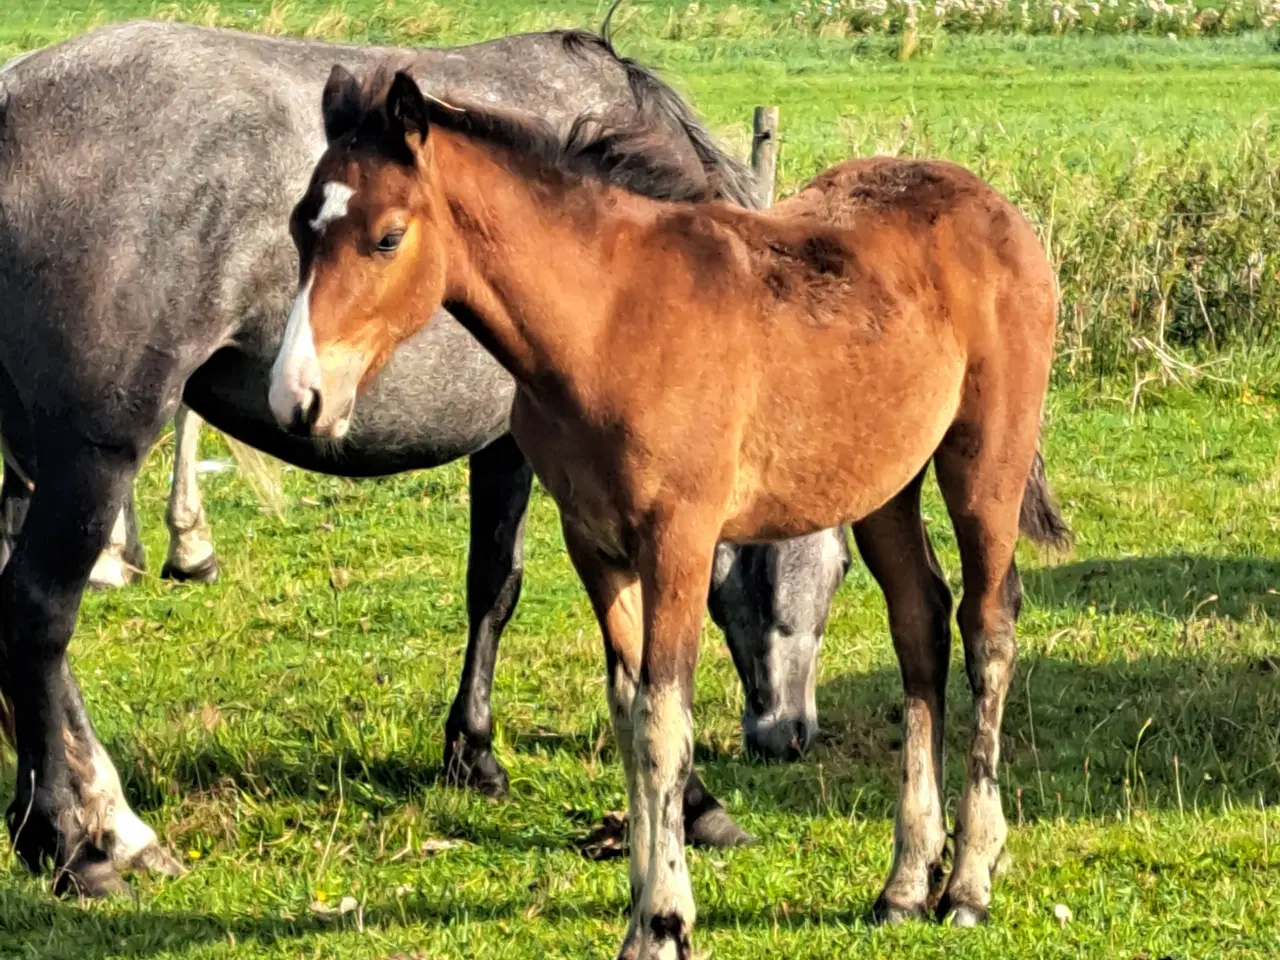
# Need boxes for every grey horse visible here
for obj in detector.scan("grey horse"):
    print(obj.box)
[0,21,850,896]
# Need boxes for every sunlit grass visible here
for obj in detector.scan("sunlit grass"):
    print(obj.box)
[1,4,1279,957]
[1,379,1278,958]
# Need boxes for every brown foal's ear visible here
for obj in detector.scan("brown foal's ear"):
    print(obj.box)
[387,71,430,145]
[321,64,362,143]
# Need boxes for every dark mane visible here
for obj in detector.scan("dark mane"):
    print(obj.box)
[555,29,763,210]
[346,31,761,210]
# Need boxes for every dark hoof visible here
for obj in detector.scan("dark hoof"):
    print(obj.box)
[873,894,929,925]
[127,842,187,878]
[161,555,220,584]
[441,737,509,798]
[686,805,755,849]
[937,893,989,927]
[577,810,628,861]
[55,848,128,899]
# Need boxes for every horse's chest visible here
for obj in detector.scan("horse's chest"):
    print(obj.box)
[510,393,630,561]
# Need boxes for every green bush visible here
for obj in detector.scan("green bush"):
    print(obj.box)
[832,112,1280,377]
[793,0,1280,38]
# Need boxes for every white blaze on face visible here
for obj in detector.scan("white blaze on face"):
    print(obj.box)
[309,181,355,236]
[268,275,321,428]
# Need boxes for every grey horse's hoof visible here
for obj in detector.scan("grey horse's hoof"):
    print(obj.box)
[686,805,755,849]
[87,557,139,591]
[873,894,930,925]
[161,555,219,584]
[937,893,989,927]
[441,735,510,798]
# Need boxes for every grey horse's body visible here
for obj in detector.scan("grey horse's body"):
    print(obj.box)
[0,21,848,894]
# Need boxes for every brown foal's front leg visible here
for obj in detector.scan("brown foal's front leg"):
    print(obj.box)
[561,521,649,920]
[619,516,717,960]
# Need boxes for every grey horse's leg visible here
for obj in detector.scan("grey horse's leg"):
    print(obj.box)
[708,528,850,761]
[87,491,144,590]
[0,454,34,575]
[442,434,532,797]
[3,423,181,895]
[441,435,752,848]
[160,405,218,583]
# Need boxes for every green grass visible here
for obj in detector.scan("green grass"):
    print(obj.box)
[3,6,1280,959]
[3,381,1280,959]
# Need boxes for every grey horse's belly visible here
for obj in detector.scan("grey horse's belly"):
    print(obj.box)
[185,311,516,477]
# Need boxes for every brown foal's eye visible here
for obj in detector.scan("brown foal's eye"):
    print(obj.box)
[377,230,404,253]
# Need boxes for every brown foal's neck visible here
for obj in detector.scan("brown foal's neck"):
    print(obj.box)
[429,128,641,395]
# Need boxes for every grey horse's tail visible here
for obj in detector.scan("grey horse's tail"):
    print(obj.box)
[1020,448,1073,550]
[558,16,763,210]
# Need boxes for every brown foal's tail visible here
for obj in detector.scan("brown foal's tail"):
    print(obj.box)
[1019,448,1073,550]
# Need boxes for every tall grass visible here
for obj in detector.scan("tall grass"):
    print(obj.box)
[80,0,1280,45]
[792,0,1280,38]
[838,118,1280,376]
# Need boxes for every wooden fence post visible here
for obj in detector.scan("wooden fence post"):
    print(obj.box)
[750,105,779,208]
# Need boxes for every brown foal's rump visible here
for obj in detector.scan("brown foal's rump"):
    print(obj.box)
[268,65,1065,959]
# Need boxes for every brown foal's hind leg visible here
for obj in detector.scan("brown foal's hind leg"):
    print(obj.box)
[853,472,952,924]
[932,423,1035,927]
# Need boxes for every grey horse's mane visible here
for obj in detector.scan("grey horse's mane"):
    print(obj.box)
[555,29,763,210]
[335,28,761,211]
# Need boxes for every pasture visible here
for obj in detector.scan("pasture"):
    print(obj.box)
[3,2,1280,958]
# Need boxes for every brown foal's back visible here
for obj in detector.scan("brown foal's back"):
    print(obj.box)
[522,155,1055,547]
[272,68,1065,959]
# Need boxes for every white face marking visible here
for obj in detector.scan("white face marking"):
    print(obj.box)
[309,181,355,236]
[268,276,321,427]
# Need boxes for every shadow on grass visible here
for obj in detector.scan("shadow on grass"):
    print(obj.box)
[0,885,867,960]
[1026,553,1280,619]
[97,554,1280,848]
[109,651,1280,837]
[5,557,1276,956]
[789,650,1280,821]
[706,553,1280,820]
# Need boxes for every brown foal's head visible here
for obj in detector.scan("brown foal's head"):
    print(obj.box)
[269,66,446,439]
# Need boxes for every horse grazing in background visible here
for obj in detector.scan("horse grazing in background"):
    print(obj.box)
[0,20,855,898]
[271,67,1070,957]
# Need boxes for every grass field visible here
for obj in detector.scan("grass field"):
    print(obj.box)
[3,4,1280,958]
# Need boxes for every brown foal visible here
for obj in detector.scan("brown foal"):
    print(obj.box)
[268,65,1068,959]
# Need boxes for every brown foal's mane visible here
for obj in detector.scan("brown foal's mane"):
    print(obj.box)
[341,60,741,207]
